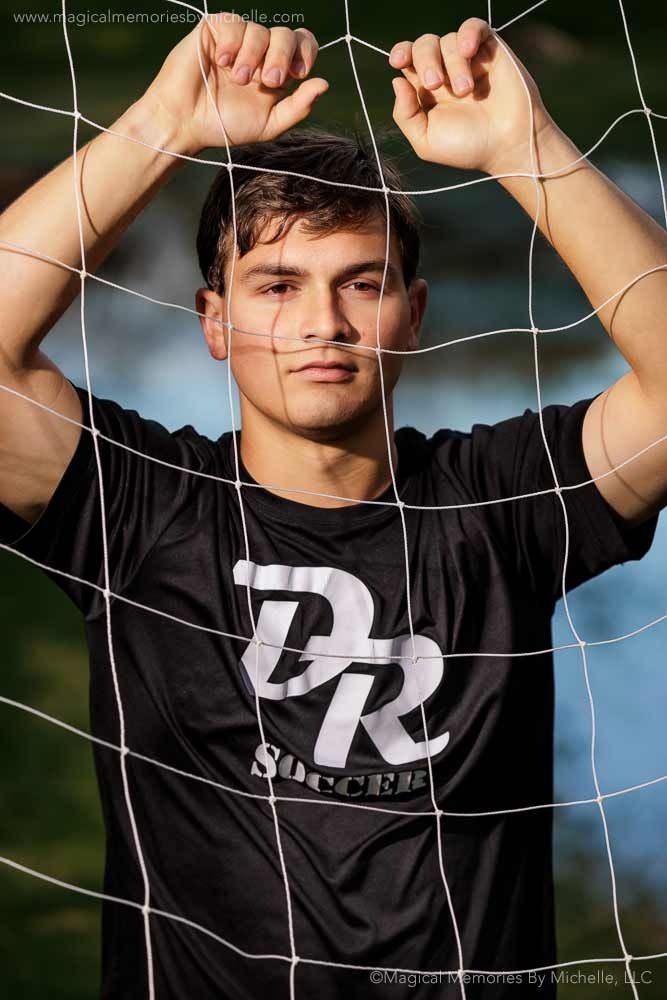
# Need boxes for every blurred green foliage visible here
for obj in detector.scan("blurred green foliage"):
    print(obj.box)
[0,554,103,996]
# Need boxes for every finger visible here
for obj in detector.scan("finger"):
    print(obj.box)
[287,27,319,79]
[391,77,428,155]
[212,13,246,67]
[388,40,413,70]
[440,32,473,96]
[231,21,270,84]
[411,33,446,91]
[457,17,493,59]
[261,26,297,88]
[266,77,329,137]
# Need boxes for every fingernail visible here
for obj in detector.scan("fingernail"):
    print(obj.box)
[235,64,251,84]
[217,52,231,66]
[265,66,282,85]
[424,68,442,87]
[391,47,406,63]
[293,59,306,76]
[454,75,470,94]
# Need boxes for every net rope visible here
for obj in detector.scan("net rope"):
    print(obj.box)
[0,0,666,993]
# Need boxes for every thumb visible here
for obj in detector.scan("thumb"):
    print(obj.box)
[392,77,427,153]
[265,77,329,139]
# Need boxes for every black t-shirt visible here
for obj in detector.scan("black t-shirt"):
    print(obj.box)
[0,384,657,999]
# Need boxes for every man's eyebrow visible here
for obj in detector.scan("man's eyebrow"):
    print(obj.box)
[339,259,400,283]
[239,259,400,284]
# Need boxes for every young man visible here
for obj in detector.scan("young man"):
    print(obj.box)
[1,11,665,999]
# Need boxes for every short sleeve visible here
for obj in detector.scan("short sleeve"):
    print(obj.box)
[431,396,659,604]
[0,383,216,620]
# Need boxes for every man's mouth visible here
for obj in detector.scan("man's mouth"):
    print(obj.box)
[293,357,357,382]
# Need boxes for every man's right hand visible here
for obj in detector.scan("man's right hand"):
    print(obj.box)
[143,11,328,157]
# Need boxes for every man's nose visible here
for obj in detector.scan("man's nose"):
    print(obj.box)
[300,290,352,343]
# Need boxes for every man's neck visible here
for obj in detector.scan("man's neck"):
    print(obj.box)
[236,402,398,509]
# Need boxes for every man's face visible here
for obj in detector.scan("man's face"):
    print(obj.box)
[197,214,427,441]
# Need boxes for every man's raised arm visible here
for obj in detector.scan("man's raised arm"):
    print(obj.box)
[0,11,326,523]
[390,17,667,526]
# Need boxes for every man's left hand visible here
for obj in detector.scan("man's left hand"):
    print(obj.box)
[389,18,556,175]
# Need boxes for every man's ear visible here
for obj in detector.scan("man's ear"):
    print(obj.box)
[407,277,428,352]
[196,287,228,361]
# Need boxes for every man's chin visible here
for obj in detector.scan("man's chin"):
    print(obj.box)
[284,403,373,440]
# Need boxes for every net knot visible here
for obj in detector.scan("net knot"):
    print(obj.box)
[141,904,150,917]
[578,639,587,649]
[254,637,264,647]
[121,745,130,757]
[91,427,101,437]
[530,325,539,335]
[268,794,277,806]
[644,107,652,117]
[79,268,87,281]
[234,479,242,491]
[225,161,234,172]
[625,954,634,962]
[344,32,352,44]
[396,499,405,510]
[292,956,301,967]
[102,587,111,601]
[553,485,562,496]
[435,807,444,818]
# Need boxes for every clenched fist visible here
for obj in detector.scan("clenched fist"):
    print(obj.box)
[390,18,555,176]
[142,11,328,156]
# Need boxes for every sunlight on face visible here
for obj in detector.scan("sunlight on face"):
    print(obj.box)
[208,216,425,440]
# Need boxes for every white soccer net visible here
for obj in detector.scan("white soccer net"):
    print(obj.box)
[1,1,666,997]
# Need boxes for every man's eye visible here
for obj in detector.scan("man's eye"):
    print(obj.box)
[265,283,293,295]
[348,281,378,292]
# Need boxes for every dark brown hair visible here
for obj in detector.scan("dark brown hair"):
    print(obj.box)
[196,126,421,295]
